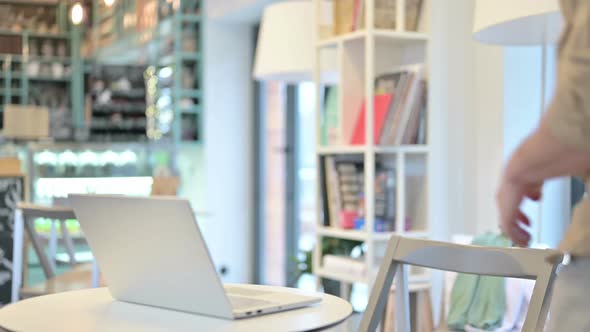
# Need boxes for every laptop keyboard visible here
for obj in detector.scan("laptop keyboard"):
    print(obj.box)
[228,295,274,309]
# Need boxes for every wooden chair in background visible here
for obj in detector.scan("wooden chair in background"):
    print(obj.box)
[11,203,102,301]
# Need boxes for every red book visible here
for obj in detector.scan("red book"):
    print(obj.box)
[350,94,394,145]
[351,0,362,31]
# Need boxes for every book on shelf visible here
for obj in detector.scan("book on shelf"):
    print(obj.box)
[373,0,424,31]
[352,163,396,232]
[320,156,363,229]
[351,0,365,31]
[335,0,425,34]
[336,160,363,229]
[397,65,424,145]
[349,94,393,145]
[333,0,356,35]
[404,0,424,31]
[382,70,408,144]
[348,64,427,146]
[324,156,342,228]
[320,156,331,227]
[321,156,408,232]
[321,87,340,146]
[401,80,427,145]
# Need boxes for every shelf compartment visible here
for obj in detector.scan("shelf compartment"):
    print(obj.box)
[179,14,201,23]
[374,29,429,43]
[317,145,367,155]
[28,75,71,82]
[317,226,429,242]
[0,54,23,62]
[317,30,365,48]
[0,73,22,79]
[158,54,175,67]
[318,145,429,155]
[180,105,202,114]
[0,30,68,39]
[27,56,72,63]
[317,29,429,49]
[0,89,23,96]
[317,227,368,241]
[178,52,201,62]
[374,145,429,154]
[315,267,368,284]
[178,89,202,99]
[159,52,201,66]
[27,32,69,39]
[92,104,146,112]
[110,89,146,99]
[316,266,431,286]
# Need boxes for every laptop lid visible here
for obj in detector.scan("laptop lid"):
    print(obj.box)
[69,194,234,319]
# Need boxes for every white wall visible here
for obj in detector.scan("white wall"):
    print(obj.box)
[429,0,504,241]
[202,13,255,283]
[429,0,569,250]
[473,43,504,235]
[503,46,570,247]
[428,0,505,322]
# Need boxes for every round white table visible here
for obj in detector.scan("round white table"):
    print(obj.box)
[0,285,353,332]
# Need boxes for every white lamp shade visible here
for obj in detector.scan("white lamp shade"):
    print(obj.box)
[473,0,563,45]
[254,1,337,83]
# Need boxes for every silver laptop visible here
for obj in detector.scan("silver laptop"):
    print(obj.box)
[69,194,321,319]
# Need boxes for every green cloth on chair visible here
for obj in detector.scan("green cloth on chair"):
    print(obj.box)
[446,233,512,331]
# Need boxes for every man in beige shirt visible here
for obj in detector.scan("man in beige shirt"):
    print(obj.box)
[497,1,590,330]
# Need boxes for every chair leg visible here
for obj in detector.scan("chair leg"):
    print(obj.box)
[23,217,55,279]
[523,268,558,332]
[91,260,100,288]
[395,265,410,332]
[359,237,400,332]
[11,209,24,303]
[60,220,77,266]
[383,288,396,331]
[340,282,351,301]
[416,289,434,332]
[48,221,58,270]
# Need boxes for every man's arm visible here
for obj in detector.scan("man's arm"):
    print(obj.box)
[497,120,590,246]
[497,4,590,245]
[497,2,590,246]
[504,121,590,187]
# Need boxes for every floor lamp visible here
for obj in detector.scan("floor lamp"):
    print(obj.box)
[253,0,337,286]
[473,0,564,243]
[253,0,336,83]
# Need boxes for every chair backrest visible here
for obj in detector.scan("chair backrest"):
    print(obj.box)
[17,202,76,220]
[359,235,562,332]
[16,202,77,279]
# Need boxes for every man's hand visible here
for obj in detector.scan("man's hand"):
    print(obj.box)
[496,179,542,247]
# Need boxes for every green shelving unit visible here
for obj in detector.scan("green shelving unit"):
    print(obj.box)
[0,2,83,139]
[91,0,203,143]
[155,0,202,143]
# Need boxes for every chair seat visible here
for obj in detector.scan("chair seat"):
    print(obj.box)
[20,264,104,299]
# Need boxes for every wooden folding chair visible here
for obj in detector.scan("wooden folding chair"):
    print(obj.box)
[360,236,562,332]
[11,202,101,301]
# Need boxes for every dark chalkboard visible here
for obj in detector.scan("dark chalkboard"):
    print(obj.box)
[0,176,24,304]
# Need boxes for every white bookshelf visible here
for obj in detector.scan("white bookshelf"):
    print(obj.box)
[317,226,430,242]
[317,29,429,48]
[317,144,429,155]
[312,0,432,296]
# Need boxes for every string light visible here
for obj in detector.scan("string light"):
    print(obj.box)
[104,0,115,7]
[71,2,84,25]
